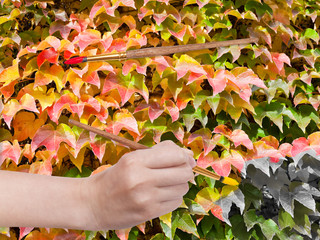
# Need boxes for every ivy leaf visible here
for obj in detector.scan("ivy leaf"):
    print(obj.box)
[122,59,147,76]
[194,187,220,212]
[0,140,21,165]
[184,198,207,215]
[254,101,295,132]
[103,70,149,106]
[37,48,58,68]
[112,109,140,135]
[90,135,107,163]
[278,209,295,230]
[12,111,47,141]
[266,79,290,103]
[215,187,245,225]
[181,105,208,132]
[211,149,245,177]
[2,93,39,127]
[289,105,319,133]
[197,151,219,169]
[35,64,64,91]
[31,124,76,152]
[174,54,207,82]
[207,69,233,95]
[0,59,20,84]
[303,28,319,44]
[244,209,279,240]
[279,186,294,217]
[188,128,216,157]
[134,102,164,123]
[171,209,199,238]
[214,125,253,149]
[271,52,291,73]
[243,157,270,177]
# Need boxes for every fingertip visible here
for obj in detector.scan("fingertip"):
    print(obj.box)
[183,148,194,158]
[188,156,197,168]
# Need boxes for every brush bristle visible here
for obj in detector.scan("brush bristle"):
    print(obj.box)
[64,56,86,65]
[221,177,239,186]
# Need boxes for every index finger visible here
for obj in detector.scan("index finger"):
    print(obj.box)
[143,141,190,169]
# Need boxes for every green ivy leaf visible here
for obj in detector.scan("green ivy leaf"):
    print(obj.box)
[181,105,208,132]
[278,209,295,230]
[244,209,280,239]
[289,105,319,133]
[172,210,199,238]
[303,28,319,43]
[245,1,273,18]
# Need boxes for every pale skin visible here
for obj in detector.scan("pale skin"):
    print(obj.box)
[0,140,196,231]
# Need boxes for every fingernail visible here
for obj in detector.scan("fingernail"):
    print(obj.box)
[190,177,196,185]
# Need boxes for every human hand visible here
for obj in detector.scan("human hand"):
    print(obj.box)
[80,140,196,231]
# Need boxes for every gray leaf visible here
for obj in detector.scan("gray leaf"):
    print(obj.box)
[270,157,285,173]
[215,189,245,226]
[288,163,298,180]
[279,187,294,217]
[245,157,270,176]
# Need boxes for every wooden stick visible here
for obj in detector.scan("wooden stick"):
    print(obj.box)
[64,37,258,64]
[68,119,239,185]
[126,37,258,59]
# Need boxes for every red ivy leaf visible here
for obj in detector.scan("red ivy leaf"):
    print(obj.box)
[37,48,59,68]
[210,205,224,221]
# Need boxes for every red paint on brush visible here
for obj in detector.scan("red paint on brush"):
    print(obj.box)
[64,56,87,65]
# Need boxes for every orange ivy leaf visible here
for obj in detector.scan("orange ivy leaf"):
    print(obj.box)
[22,144,34,163]
[214,125,253,150]
[188,128,216,157]
[2,93,39,127]
[37,36,61,51]
[73,29,101,53]
[122,59,147,76]
[46,92,79,123]
[0,140,21,165]
[134,102,164,123]
[31,124,76,152]
[12,111,47,141]
[37,48,59,68]
[29,150,55,175]
[0,60,20,84]
[111,109,140,135]
[91,164,112,175]
[34,64,65,91]
[248,140,284,162]
[17,84,56,111]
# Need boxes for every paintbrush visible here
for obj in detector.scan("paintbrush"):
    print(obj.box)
[68,119,239,186]
[64,37,258,64]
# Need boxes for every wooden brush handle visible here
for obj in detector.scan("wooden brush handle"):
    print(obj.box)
[126,37,258,59]
[68,119,221,180]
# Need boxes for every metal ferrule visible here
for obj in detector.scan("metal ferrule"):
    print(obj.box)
[87,52,127,62]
